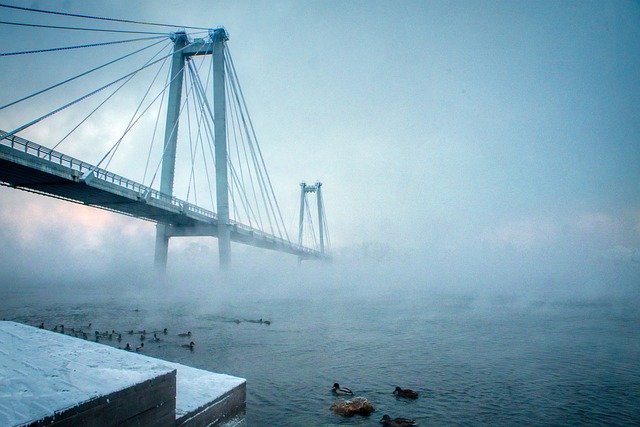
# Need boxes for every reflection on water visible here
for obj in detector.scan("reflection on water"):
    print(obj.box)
[2,287,639,426]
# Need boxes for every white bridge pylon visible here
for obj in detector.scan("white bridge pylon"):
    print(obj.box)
[298,181,330,260]
[154,28,231,271]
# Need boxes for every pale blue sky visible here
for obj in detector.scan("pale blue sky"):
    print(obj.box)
[0,1,638,294]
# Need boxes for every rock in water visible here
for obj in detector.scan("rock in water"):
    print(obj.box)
[330,397,375,416]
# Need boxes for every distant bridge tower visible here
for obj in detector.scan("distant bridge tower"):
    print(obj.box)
[298,181,329,258]
[154,27,231,272]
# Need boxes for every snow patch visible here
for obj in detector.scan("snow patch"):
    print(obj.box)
[0,321,245,426]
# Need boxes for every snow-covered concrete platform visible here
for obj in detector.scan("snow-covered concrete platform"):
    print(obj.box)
[0,321,245,426]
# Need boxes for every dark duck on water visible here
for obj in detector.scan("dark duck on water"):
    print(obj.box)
[393,386,419,399]
[379,414,417,426]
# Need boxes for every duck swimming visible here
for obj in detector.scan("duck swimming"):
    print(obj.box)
[332,383,353,396]
[136,343,144,352]
[178,331,192,337]
[393,387,419,399]
[379,414,417,426]
[182,341,195,350]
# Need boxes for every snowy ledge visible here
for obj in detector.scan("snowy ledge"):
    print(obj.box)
[0,321,245,426]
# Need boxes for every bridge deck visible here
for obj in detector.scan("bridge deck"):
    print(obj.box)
[0,132,322,259]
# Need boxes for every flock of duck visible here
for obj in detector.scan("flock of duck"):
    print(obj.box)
[36,320,418,424]
[232,318,271,325]
[36,316,271,352]
[38,322,196,352]
[332,383,420,426]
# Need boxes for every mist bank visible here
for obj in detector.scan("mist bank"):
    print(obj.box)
[1,234,638,314]
[1,189,638,310]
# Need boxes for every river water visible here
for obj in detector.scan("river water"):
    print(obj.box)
[2,282,639,426]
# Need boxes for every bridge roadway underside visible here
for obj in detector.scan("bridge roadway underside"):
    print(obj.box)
[0,144,318,258]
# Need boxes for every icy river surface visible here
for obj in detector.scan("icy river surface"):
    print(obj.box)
[2,284,639,426]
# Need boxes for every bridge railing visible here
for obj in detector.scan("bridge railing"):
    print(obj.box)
[232,221,316,254]
[1,131,218,220]
[1,131,319,256]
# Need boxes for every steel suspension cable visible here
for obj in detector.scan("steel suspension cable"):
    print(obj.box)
[225,78,244,222]
[190,53,218,209]
[143,54,172,186]
[186,58,218,210]
[192,60,217,211]
[304,195,318,249]
[201,56,218,211]
[99,46,201,179]
[0,35,165,57]
[184,84,197,204]
[0,37,169,111]
[0,20,169,35]
[228,162,257,226]
[0,41,197,142]
[318,190,331,251]
[226,71,264,230]
[52,41,172,152]
[225,74,246,223]
[225,48,291,241]
[185,54,216,206]
[228,163,240,222]
[103,46,178,171]
[225,70,262,228]
[225,87,248,224]
[232,88,276,235]
[227,71,289,239]
[186,62,217,211]
[184,61,201,203]
[146,43,210,193]
[0,3,210,31]
[190,56,262,226]
[224,54,276,236]
[225,113,260,226]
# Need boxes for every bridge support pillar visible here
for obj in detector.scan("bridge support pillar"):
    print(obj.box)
[154,30,188,274]
[317,182,325,255]
[154,224,169,271]
[212,28,231,269]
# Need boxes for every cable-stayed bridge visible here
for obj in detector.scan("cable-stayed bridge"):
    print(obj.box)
[0,5,330,269]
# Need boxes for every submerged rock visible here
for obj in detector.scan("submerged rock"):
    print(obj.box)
[330,397,375,416]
